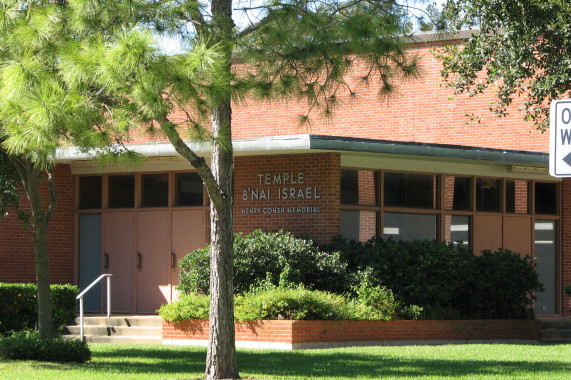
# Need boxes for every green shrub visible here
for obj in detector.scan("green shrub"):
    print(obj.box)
[0,330,91,362]
[235,286,356,321]
[454,249,543,319]
[0,283,38,334]
[323,238,541,320]
[50,284,79,333]
[0,283,79,335]
[564,285,571,298]
[161,283,408,322]
[158,293,210,322]
[178,230,349,295]
[350,270,399,321]
[324,238,472,319]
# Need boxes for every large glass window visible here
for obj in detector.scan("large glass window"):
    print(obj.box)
[506,180,529,214]
[476,178,501,212]
[383,212,436,241]
[175,172,203,206]
[384,173,436,209]
[141,173,169,207]
[108,175,135,208]
[78,176,102,209]
[341,169,377,205]
[445,215,470,247]
[535,182,557,215]
[340,210,377,242]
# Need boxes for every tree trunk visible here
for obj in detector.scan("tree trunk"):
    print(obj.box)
[205,98,239,379]
[9,159,55,339]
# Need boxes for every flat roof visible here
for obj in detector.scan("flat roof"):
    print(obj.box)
[57,134,548,167]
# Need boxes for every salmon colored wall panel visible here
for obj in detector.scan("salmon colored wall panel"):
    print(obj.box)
[504,216,532,257]
[473,215,503,255]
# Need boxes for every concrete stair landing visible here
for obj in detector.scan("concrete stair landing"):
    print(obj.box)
[64,315,162,344]
[539,318,571,343]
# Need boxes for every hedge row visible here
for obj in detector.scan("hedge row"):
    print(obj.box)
[178,230,543,320]
[0,283,78,335]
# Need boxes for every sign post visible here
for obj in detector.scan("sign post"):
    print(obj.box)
[549,99,571,177]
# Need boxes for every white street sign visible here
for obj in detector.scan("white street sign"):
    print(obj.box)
[549,99,571,177]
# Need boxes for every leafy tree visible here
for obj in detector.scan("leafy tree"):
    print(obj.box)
[0,0,124,338]
[55,0,425,377]
[439,0,571,132]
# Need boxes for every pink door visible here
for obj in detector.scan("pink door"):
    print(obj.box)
[104,211,136,313]
[137,210,170,313]
[171,209,208,301]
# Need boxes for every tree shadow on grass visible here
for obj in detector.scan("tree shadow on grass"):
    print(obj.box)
[237,346,571,379]
[27,344,571,379]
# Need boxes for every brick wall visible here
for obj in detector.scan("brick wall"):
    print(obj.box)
[120,40,549,154]
[163,319,541,348]
[0,164,74,284]
[234,153,340,244]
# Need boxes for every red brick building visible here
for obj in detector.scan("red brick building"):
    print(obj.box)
[1,32,568,316]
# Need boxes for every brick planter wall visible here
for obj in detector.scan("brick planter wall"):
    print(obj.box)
[162,319,541,350]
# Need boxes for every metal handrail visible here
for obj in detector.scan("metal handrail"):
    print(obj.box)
[76,274,113,341]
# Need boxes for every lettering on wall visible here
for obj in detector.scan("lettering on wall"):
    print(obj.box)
[241,172,321,215]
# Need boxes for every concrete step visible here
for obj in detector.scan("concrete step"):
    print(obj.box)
[539,318,571,343]
[540,329,571,340]
[539,319,571,330]
[73,315,162,327]
[65,325,162,337]
[64,315,163,345]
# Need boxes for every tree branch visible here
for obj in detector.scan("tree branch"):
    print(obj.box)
[158,118,224,210]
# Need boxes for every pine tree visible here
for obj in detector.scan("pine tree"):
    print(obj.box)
[5,0,426,376]
[0,0,127,338]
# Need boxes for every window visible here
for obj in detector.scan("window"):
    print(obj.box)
[506,180,529,214]
[476,178,501,212]
[341,169,377,205]
[141,173,169,207]
[384,173,436,209]
[175,172,203,206]
[447,215,469,247]
[383,212,436,241]
[78,176,102,209]
[535,182,557,215]
[340,210,377,242]
[108,175,135,208]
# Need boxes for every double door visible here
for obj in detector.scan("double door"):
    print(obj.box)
[79,209,207,314]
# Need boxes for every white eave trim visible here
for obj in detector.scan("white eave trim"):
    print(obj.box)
[56,134,313,162]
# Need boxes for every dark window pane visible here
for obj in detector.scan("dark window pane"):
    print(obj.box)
[535,182,557,215]
[78,176,102,209]
[447,215,470,247]
[384,173,435,208]
[175,172,203,206]
[383,212,436,241]
[108,175,134,208]
[141,173,169,207]
[340,169,359,205]
[340,210,377,242]
[506,180,529,214]
[476,178,500,212]
[452,177,470,211]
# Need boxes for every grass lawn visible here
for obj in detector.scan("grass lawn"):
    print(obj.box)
[0,343,569,379]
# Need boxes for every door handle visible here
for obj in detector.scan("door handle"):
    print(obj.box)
[137,252,142,269]
[171,252,176,269]
[104,253,109,269]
